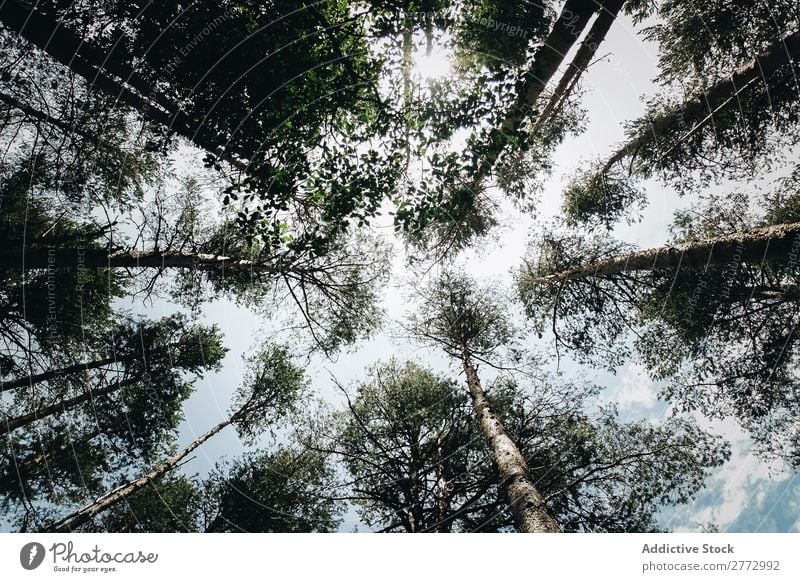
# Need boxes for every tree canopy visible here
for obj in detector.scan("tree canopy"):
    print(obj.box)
[1,0,797,534]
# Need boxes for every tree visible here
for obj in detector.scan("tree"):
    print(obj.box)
[530,0,628,136]
[563,8,800,227]
[519,180,800,466]
[1,313,226,436]
[409,271,561,532]
[82,445,341,533]
[0,156,389,356]
[83,474,205,533]
[0,1,617,255]
[319,360,727,532]
[0,0,394,250]
[1,314,226,530]
[0,162,130,381]
[203,447,341,533]
[40,344,306,532]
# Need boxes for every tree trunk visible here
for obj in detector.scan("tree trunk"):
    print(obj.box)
[0,90,102,144]
[599,29,800,175]
[460,351,560,533]
[531,0,626,135]
[434,435,449,533]
[530,221,800,286]
[0,0,243,168]
[0,247,283,274]
[41,416,234,532]
[0,1,169,121]
[1,355,118,393]
[0,0,178,112]
[1,377,138,436]
[473,0,599,181]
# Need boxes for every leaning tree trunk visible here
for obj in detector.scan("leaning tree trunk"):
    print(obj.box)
[0,0,243,168]
[530,221,800,286]
[0,429,102,491]
[598,29,800,175]
[41,416,234,532]
[501,0,599,132]
[531,0,627,135]
[460,350,561,533]
[0,0,178,113]
[1,355,119,393]
[0,0,174,126]
[474,0,599,180]
[0,247,286,274]
[1,377,138,436]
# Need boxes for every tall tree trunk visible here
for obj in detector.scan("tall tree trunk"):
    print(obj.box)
[41,416,234,532]
[530,221,800,286]
[0,1,169,121]
[406,435,423,532]
[1,377,138,436]
[434,435,449,533]
[531,0,626,135]
[1,355,119,393]
[472,0,599,182]
[460,351,560,533]
[0,247,284,274]
[0,0,178,112]
[0,0,242,168]
[598,29,800,175]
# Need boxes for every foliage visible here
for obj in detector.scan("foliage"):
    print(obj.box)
[203,447,341,533]
[325,360,728,532]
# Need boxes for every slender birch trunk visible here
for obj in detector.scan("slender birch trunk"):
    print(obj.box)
[41,416,235,532]
[529,221,800,286]
[460,351,560,533]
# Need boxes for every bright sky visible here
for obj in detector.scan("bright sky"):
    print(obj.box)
[128,11,800,533]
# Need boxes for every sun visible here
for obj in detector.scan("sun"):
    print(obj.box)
[413,49,454,81]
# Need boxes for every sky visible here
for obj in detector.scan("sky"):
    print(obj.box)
[71,10,800,533]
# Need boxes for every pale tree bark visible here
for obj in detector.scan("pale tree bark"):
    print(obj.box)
[598,29,800,175]
[41,416,234,532]
[529,221,800,286]
[434,435,449,533]
[460,350,561,533]
[1,377,138,436]
[530,0,626,135]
